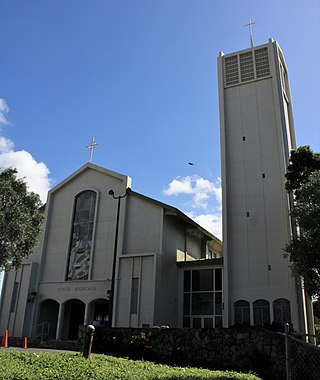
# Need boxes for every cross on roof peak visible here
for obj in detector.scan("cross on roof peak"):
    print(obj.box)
[86,137,98,163]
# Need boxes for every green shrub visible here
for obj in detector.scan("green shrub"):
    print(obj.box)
[0,350,262,380]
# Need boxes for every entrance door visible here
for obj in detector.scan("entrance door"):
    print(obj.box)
[69,301,85,340]
[38,299,59,339]
[62,300,85,340]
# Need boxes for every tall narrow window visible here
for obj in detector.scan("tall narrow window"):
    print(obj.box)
[67,191,97,280]
[130,278,139,315]
[253,299,270,326]
[273,298,291,325]
[10,282,19,312]
[234,300,250,325]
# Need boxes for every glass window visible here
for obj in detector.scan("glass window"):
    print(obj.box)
[192,293,213,315]
[215,292,222,315]
[273,298,291,325]
[184,270,191,292]
[234,300,250,325]
[183,268,223,328]
[10,282,19,312]
[192,269,213,291]
[193,317,202,328]
[204,318,213,328]
[215,268,222,291]
[67,191,97,280]
[183,317,190,328]
[130,278,139,314]
[183,294,190,315]
[253,299,270,326]
[215,316,222,328]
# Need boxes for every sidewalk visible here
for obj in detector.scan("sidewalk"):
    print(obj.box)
[1,347,80,355]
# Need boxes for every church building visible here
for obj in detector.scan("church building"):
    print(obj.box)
[0,38,315,340]
[0,163,222,339]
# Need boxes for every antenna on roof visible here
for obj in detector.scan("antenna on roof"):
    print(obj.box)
[244,19,255,48]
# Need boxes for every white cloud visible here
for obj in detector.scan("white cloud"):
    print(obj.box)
[0,99,10,126]
[164,175,221,210]
[187,212,222,240]
[0,99,51,203]
[193,192,210,209]
[163,176,194,195]
[164,175,222,239]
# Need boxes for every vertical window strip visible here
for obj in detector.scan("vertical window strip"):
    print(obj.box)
[130,278,139,315]
[10,282,19,312]
[255,47,270,78]
[67,191,97,281]
[225,55,239,86]
[240,52,254,82]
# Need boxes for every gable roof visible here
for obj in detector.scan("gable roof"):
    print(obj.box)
[44,163,221,247]
[48,162,132,195]
[130,190,222,245]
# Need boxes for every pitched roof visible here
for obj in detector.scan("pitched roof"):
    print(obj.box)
[130,190,222,245]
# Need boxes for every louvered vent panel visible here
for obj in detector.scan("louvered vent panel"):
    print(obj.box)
[225,55,239,86]
[240,52,254,82]
[255,48,270,78]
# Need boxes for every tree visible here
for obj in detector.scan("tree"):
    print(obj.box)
[285,146,320,198]
[0,168,44,271]
[285,170,320,297]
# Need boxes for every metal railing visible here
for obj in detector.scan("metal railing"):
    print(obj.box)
[285,324,320,379]
[31,322,50,340]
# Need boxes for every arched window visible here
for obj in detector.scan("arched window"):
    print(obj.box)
[273,298,291,325]
[253,299,270,326]
[67,190,97,280]
[234,300,250,325]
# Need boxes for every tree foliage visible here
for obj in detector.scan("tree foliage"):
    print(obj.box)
[0,168,44,271]
[285,145,320,198]
[285,170,320,297]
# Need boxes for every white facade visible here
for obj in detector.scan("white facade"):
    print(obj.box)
[218,38,311,332]
[0,163,222,339]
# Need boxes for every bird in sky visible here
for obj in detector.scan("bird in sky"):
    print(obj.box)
[188,162,194,166]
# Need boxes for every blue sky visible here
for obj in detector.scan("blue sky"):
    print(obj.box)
[0,0,319,241]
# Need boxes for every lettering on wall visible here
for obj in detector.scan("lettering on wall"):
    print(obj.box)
[57,285,96,292]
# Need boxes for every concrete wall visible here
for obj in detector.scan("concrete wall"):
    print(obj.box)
[224,78,293,296]
[153,216,209,328]
[0,263,38,337]
[116,254,155,327]
[122,194,162,255]
[218,40,302,330]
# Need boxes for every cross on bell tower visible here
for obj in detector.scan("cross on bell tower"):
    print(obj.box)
[244,19,256,48]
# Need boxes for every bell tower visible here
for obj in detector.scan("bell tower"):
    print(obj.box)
[218,38,311,332]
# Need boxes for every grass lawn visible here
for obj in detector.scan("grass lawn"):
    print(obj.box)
[0,350,262,380]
